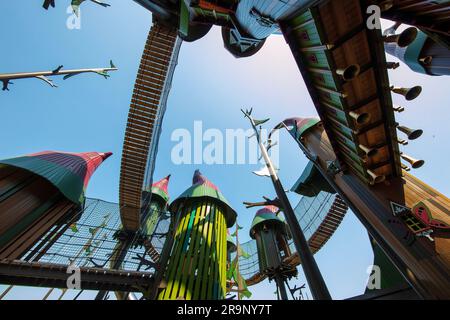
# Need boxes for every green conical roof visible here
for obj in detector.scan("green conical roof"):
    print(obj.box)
[148,175,170,205]
[272,117,321,140]
[249,206,286,238]
[170,170,237,227]
[0,151,112,205]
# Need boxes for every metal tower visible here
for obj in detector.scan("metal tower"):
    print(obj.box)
[249,206,297,300]
[157,170,237,300]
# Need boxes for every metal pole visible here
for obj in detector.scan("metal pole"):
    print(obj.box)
[275,275,289,300]
[0,285,13,300]
[234,223,243,300]
[243,110,331,300]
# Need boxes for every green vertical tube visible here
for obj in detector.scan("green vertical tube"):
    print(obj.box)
[158,170,236,300]
[142,175,171,238]
[249,206,297,300]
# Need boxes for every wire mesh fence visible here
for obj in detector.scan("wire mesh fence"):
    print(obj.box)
[234,191,337,280]
[24,198,170,272]
[18,191,342,281]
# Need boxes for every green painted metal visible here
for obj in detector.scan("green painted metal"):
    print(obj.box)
[170,171,236,228]
[142,175,170,237]
[365,236,409,292]
[319,91,344,109]
[249,207,296,281]
[179,0,190,38]
[150,185,169,205]
[0,151,110,205]
[192,6,231,24]
[249,206,286,238]
[324,104,349,125]
[291,161,336,197]
[288,10,313,27]
[143,201,164,237]
[312,72,338,90]
[0,157,83,204]
[158,171,235,300]
[295,118,321,139]
[158,200,229,300]
[0,151,110,259]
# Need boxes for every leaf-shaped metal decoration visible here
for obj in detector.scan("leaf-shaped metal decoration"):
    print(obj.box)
[254,118,270,126]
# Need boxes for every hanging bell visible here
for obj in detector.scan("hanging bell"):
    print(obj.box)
[359,144,378,157]
[349,111,371,125]
[367,169,386,185]
[397,125,423,140]
[401,153,425,169]
[383,27,418,48]
[391,86,422,101]
[336,64,361,81]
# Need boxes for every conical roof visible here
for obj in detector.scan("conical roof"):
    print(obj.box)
[249,205,286,238]
[148,175,170,205]
[170,170,237,227]
[272,117,321,140]
[0,151,112,205]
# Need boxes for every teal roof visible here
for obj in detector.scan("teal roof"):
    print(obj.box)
[291,161,336,197]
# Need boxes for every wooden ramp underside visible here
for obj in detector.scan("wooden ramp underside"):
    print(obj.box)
[119,23,181,232]
[280,0,402,186]
[380,0,450,40]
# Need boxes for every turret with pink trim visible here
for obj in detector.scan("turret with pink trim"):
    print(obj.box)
[157,170,236,300]
[142,174,171,238]
[0,150,112,260]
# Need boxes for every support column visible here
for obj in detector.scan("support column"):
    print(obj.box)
[157,170,237,300]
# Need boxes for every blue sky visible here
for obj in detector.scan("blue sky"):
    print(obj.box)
[1,1,449,300]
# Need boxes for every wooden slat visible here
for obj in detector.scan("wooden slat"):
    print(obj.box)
[280,0,402,186]
[119,23,181,232]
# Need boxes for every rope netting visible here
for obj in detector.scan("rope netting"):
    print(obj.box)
[19,191,341,281]
[24,198,170,272]
[233,191,337,280]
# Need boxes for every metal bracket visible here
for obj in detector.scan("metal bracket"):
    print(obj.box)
[249,7,277,28]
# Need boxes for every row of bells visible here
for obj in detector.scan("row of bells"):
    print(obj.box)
[326,24,427,184]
